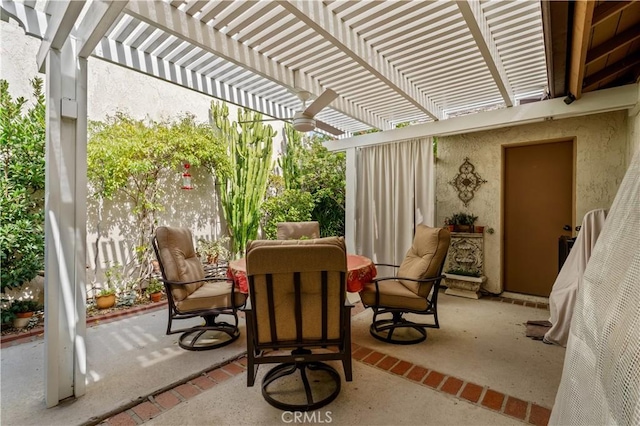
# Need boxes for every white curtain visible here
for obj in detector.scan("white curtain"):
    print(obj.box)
[355,138,435,266]
[549,150,640,425]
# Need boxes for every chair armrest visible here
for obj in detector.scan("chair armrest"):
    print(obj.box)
[370,274,445,286]
[374,263,399,268]
[158,276,230,286]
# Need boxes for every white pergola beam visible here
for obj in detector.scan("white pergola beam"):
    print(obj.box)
[325,83,638,151]
[457,1,515,107]
[279,0,444,121]
[124,1,391,131]
[75,0,128,59]
[37,0,85,71]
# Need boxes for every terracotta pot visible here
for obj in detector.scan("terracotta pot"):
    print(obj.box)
[96,294,116,309]
[455,225,473,232]
[445,225,455,232]
[13,315,32,328]
[149,292,162,303]
[473,226,485,233]
[15,311,34,319]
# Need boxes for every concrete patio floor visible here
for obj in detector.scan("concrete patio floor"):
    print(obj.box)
[0,293,563,426]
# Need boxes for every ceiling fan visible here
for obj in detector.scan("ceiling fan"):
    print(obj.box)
[240,88,344,136]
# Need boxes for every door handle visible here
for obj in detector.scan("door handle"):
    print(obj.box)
[562,225,571,231]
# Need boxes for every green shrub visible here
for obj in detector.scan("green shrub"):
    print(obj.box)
[261,188,315,239]
[0,78,45,290]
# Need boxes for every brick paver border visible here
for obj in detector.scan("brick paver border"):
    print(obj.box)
[97,342,551,426]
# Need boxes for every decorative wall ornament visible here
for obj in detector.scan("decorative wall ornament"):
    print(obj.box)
[449,157,487,207]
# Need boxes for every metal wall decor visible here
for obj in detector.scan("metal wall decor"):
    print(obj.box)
[449,157,487,207]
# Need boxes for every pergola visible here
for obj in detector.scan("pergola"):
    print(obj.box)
[1,0,638,407]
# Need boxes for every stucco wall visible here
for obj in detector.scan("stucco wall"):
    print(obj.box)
[436,111,628,294]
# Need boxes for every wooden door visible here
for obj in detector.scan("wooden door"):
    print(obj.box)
[503,140,573,296]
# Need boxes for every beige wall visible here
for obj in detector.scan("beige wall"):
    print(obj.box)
[436,111,628,294]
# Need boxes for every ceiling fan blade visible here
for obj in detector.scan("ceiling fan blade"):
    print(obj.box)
[315,119,344,136]
[303,88,338,118]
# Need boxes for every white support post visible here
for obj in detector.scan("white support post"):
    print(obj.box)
[344,148,358,254]
[44,38,87,408]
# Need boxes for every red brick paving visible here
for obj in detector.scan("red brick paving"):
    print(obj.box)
[131,401,160,421]
[105,411,137,426]
[362,351,385,365]
[529,404,551,426]
[222,362,245,375]
[460,382,483,403]
[352,347,373,360]
[504,396,528,420]
[406,365,429,382]
[174,383,200,399]
[190,376,216,390]
[441,377,463,396]
[376,356,399,370]
[154,391,180,409]
[207,369,232,383]
[423,370,445,388]
[481,389,505,411]
[389,360,412,375]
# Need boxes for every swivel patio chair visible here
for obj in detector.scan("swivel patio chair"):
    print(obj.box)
[152,226,246,351]
[276,221,321,240]
[244,237,353,411]
[360,224,450,344]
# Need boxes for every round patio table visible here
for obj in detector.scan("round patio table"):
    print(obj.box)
[227,254,376,294]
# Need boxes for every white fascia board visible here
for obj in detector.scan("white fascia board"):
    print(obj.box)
[124,1,390,131]
[279,0,444,121]
[325,83,638,152]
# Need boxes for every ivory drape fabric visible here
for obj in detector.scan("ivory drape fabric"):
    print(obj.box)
[549,151,640,426]
[355,138,435,269]
[543,208,607,347]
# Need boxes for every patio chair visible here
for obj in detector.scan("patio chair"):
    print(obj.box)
[360,224,451,344]
[276,221,320,240]
[152,226,246,351]
[244,237,353,411]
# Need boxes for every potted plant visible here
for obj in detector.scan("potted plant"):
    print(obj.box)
[96,287,116,309]
[10,300,40,328]
[445,212,483,233]
[197,236,230,265]
[145,278,164,303]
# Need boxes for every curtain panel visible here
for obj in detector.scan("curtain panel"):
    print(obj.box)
[356,137,435,268]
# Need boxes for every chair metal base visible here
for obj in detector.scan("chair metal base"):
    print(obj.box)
[261,350,341,411]
[369,315,427,345]
[178,314,240,351]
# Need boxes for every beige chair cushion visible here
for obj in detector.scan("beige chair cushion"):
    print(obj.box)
[246,237,346,344]
[276,221,321,240]
[397,225,451,298]
[360,280,428,311]
[155,226,205,302]
[176,280,246,312]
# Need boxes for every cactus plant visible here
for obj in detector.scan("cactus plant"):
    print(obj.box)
[211,102,276,258]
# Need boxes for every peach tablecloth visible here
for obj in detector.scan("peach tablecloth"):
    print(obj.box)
[227,254,376,294]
